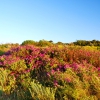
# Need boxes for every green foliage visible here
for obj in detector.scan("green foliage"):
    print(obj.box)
[74,40,100,46]
[0,50,5,56]
[29,80,55,100]
[21,40,37,46]
[0,68,15,94]
[37,39,53,47]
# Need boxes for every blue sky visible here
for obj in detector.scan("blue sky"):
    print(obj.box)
[0,0,100,44]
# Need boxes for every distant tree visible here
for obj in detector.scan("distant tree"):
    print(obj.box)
[74,40,86,46]
[49,40,53,43]
[96,40,100,46]
[73,40,100,46]
[64,43,69,45]
[37,40,53,47]
[56,42,64,45]
[21,40,37,46]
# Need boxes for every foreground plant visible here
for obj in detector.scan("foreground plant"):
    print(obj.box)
[29,80,56,100]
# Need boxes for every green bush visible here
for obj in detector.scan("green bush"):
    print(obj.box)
[21,40,37,46]
[37,40,53,47]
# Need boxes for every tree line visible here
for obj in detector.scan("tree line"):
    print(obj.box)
[21,39,100,46]
[0,40,100,48]
[73,40,100,46]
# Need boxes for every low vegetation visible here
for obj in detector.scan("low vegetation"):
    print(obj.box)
[0,40,100,100]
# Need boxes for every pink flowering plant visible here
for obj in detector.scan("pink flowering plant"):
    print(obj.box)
[0,44,100,99]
